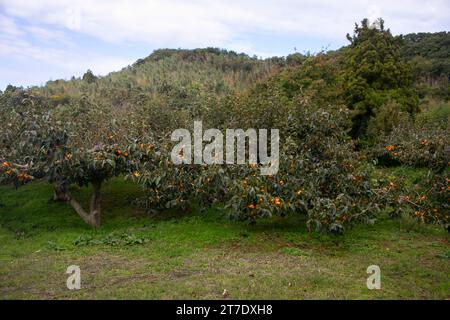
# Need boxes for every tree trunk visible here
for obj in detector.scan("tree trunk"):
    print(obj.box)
[53,180,102,228]
[89,181,102,227]
[53,180,70,202]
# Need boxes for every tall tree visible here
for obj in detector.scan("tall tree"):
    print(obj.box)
[343,18,418,139]
[82,69,98,83]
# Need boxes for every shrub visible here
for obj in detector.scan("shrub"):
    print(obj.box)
[372,120,449,170]
[375,170,449,232]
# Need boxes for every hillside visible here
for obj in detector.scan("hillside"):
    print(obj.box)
[38,48,282,110]
[3,32,448,111]
[398,32,450,99]
[400,32,450,79]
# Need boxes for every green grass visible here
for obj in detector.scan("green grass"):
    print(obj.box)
[0,176,449,299]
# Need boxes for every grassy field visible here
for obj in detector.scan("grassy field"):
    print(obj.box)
[0,175,449,300]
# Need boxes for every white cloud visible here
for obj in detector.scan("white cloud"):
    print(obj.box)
[0,14,24,38]
[0,11,132,78]
[0,34,131,76]
[2,0,449,47]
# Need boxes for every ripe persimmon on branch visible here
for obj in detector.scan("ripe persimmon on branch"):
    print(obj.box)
[2,140,155,227]
[0,98,156,227]
[0,160,34,187]
[50,143,156,227]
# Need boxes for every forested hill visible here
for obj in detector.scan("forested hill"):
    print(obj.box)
[399,32,450,78]
[38,48,283,109]
[3,32,449,108]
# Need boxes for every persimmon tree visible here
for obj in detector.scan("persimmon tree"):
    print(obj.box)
[131,81,382,234]
[1,141,152,227]
[0,94,155,227]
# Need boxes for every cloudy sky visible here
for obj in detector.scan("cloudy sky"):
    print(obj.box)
[1,0,449,89]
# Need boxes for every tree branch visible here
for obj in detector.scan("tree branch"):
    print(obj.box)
[53,180,102,228]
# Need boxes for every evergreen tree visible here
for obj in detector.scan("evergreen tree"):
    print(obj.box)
[343,18,418,139]
[82,69,97,83]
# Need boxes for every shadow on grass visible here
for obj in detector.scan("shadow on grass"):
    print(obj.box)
[0,177,447,248]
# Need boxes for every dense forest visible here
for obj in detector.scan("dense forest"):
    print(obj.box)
[1,19,449,233]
